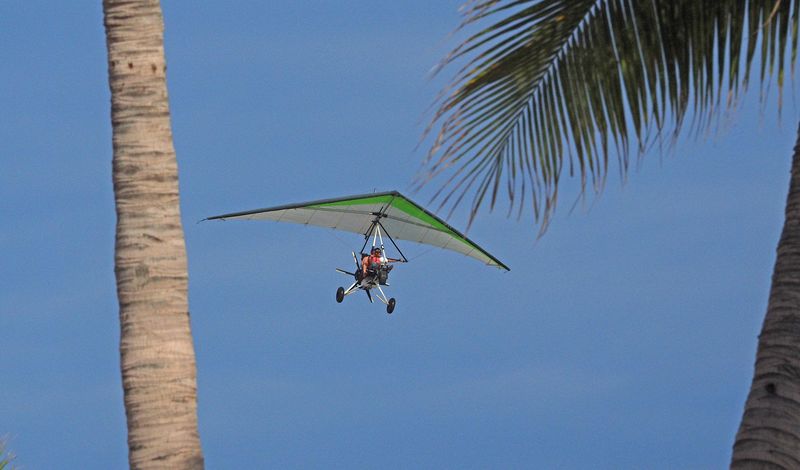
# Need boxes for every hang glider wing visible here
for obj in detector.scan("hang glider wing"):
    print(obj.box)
[206,191,509,270]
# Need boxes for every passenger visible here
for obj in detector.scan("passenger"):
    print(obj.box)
[362,247,402,284]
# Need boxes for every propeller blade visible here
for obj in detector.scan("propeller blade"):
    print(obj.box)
[366,289,373,303]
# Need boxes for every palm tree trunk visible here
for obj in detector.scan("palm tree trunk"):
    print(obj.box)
[732,122,800,468]
[103,1,204,468]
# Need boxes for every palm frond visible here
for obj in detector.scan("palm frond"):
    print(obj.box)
[421,0,800,230]
[0,437,15,470]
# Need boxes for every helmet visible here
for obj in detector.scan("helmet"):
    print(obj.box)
[372,246,381,253]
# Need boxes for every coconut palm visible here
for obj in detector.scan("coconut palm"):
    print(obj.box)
[425,1,800,467]
[102,0,204,467]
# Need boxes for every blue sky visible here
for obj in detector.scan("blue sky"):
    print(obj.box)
[1,1,796,468]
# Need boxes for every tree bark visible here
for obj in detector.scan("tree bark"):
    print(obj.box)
[103,1,204,468]
[732,122,800,469]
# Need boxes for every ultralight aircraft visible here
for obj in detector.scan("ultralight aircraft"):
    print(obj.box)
[206,191,509,314]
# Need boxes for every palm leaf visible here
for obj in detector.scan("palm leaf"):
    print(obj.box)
[0,437,14,470]
[422,0,800,230]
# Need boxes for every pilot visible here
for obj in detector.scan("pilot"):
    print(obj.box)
[362,247,383,277]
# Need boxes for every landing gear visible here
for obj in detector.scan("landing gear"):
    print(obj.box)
[387,298,396,314]
[336,286,345,303]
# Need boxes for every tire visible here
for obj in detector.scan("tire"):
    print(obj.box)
[336,287,345,303]
[387,298,396,314]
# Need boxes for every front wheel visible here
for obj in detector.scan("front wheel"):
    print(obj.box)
[336,287,345,303]
[387,298,396,314]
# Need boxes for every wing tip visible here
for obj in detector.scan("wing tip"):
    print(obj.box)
[494,262,510,272]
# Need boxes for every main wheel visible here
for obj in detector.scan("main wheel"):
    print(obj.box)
[387,298,396,314]
[336,287,345,303]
